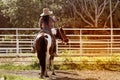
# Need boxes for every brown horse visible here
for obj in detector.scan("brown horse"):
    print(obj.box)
[35,27,68,78]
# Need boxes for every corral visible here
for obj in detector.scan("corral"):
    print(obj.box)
[0,28,120,80]
[0,28,120,55]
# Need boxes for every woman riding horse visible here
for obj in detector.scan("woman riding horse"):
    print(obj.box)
[33,8,57,78]
[33,8,68,78]
[33,8,57,54]
[39,8,57,54]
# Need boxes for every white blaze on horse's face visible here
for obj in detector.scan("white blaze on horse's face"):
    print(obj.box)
[51,28,57,35]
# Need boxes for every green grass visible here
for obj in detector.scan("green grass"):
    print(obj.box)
[0,55,120,71]
[0,50,120,71]
[0,74,43,80]
[0,61,39,70]
[55,55,120,71]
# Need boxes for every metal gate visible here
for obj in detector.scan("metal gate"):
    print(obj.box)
[0,28,120,56]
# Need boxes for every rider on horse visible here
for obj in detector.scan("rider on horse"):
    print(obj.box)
[33,8,57,55]
[39,8,56,32]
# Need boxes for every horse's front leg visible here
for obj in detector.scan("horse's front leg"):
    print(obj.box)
[49,55,55,75]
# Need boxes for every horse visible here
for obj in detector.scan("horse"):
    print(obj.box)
[34,27,69,78]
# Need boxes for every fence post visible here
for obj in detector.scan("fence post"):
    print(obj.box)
[16,28,19,54]
[80,29,82,55]
[107,40,110,54]
[111,28,113,55]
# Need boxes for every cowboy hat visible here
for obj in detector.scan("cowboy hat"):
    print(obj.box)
[40,8,53,16]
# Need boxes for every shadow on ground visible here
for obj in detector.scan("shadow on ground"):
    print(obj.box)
[49,77,98,80]
[48,71,98,80]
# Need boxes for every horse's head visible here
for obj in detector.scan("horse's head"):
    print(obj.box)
[52,27,69,44]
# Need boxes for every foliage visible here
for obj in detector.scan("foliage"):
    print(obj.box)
[0,0,120,28]
[1,0,39,28]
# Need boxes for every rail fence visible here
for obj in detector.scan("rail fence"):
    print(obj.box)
[0,28,120,56]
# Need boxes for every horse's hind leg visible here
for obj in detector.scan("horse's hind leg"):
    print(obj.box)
[49,55,55,75]
[39,54,47,78]
[38,60,45,78]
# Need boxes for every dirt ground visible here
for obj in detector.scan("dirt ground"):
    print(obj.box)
[0,70,120,80]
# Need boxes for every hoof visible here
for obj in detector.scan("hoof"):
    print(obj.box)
[52,72,56,75]
[45,75,49,77]
[38,73,40,75]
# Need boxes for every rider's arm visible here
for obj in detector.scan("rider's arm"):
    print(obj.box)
[51,16,57,23]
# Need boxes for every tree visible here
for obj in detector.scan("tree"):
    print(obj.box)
[13,0,40,27]
[0,0,13,28]
[67,0,120,28]
[1,0,41,28]
[0,0,120,28]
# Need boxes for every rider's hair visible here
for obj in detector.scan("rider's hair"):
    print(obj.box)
[42,15,49,26]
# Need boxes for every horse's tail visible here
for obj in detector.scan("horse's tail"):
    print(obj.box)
[37,35,47,76]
